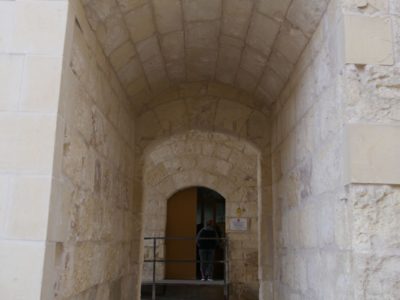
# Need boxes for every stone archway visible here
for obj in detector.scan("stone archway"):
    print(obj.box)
[140,130,262,299]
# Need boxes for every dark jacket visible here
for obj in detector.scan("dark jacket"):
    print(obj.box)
[196,226,219,250]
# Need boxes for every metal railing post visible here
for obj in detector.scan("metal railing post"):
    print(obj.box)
[152,237,156,300]
[142,236,228,299]
[224,239,229,300]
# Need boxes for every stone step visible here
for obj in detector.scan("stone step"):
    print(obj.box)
[141,283,225,300]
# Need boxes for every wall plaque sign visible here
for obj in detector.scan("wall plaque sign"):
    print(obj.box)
[229,218,249,232]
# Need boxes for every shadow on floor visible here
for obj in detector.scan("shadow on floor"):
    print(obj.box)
[141,284,224,300]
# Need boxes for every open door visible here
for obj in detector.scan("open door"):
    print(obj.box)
[165,187,197,279]
[196,187,226,280]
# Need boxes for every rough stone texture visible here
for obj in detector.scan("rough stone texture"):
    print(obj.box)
[134,82,271,148]
[341,1,400,298]
[141,131,262,300]
[350,185,400,300]
[2,0,400,300]
[273,0,400,299]
[42,1,138,299]
[81,0,331,109]
[133,85,274,299]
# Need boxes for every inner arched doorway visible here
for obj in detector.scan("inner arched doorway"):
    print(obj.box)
[140,130,270,299]
[165,187,226,280]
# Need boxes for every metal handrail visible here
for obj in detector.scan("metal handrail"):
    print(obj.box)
[143,236,229,300]
[144,259,226,263]
[144,236,227,240]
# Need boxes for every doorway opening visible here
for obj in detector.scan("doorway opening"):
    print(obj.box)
[165,187,226,281]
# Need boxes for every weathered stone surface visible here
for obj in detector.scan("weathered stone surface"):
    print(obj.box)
[142,131,263,298]
[116,0,147,13]
[80,0,332,108]
[257,0,291,22]
[246,13,280,55]
[185,21,220,50]
[117,57,143,86]
[153,0,183,34]
[273,22,308,64]
[109,40,136,71]
[126,76,148,97]
[351,185,400,251]
[258,68,285,99]
[216,38,242,84]
[236,69,258,93]
[136,36,162,62]
[350,184,400,299]
[165,59,186,82]
[4,1,400,300]
[286,0,330,37]
[95,9,129,56]
[124,4,155,42]
[40,2,138,299]
[182,0,222,22]
[240,47,268,79]
[161,31,185,62]
[186,48,218,81]
[222,0,253,39]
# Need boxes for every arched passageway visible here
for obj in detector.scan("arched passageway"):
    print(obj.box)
[140,130,268,300]
[142,186,227,300]
[2,1,400,300]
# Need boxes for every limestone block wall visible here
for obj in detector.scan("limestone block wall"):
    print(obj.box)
[134,85,274,299]
[341,0,400,298]
[347,185,400,299]
[134,82,271,152]
[273,0,400,298]
[0,1,69,299]
[271,0,353,299]
[42,1,138,299]
[142,131,260,299]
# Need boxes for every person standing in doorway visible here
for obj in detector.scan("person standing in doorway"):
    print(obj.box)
[196,220,219,281]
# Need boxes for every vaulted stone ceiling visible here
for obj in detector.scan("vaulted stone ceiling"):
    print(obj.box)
[83,0,329,109]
